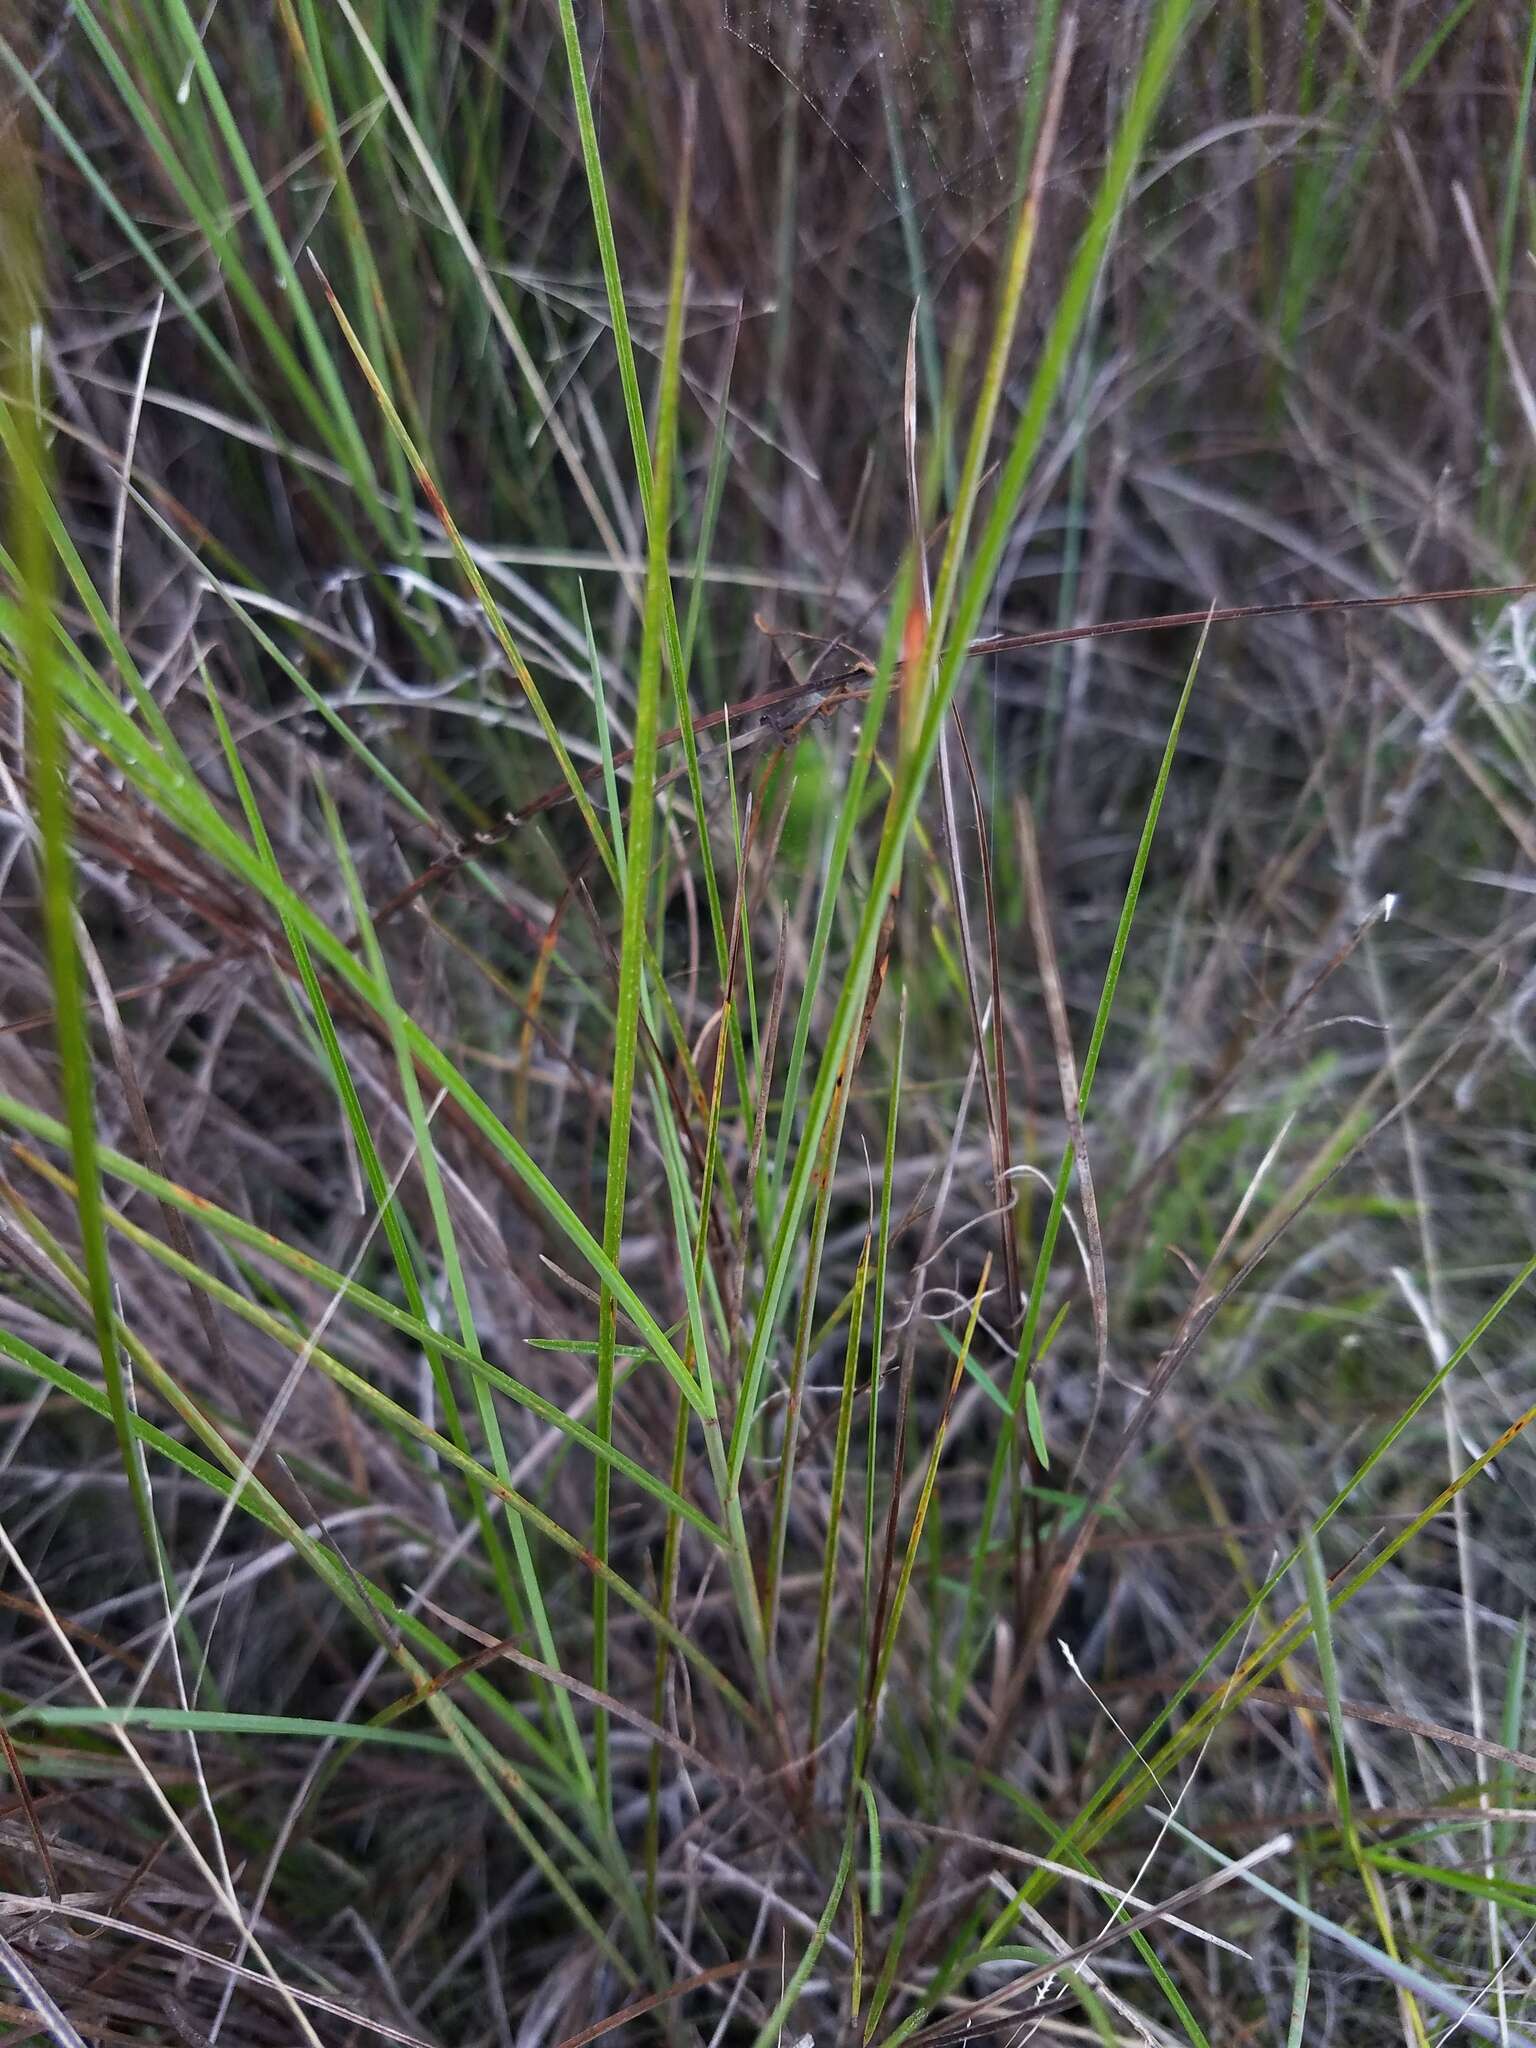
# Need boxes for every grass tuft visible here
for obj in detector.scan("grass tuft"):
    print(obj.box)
[3,4,1536,2043]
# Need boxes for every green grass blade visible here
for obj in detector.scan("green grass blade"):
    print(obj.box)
[316,780,600,1810]
[554,2,739,1027]
[747,1815,856,2048]
[592,142,688,1811]
[1301,1533,1355,1854]
[0,151,160,1577]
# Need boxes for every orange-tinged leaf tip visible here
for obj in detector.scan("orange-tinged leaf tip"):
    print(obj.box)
[902,598,928,672]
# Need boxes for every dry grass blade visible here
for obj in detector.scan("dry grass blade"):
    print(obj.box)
[1453,180,1536,452]
[549,1959,771,2048]
[896,1834,1294,2047]
[1159,1815,1536,2048]
[0,1900,437,2047]
[380,576,1536,918]
[1218,1680,1536,1780]
[1016,792,1109,1398]
[0,1721,59,1903]
[0,1929,88,2048]
[950,705,1021,1329]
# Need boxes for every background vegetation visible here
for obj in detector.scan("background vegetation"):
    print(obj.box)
[3,1,1536,2042]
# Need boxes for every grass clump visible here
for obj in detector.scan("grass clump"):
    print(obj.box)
[2,3,1536,2043]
